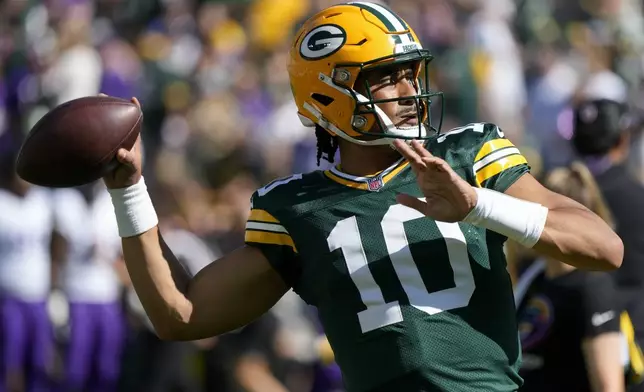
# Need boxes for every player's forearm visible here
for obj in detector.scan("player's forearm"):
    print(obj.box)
[533,206,623,271]
[465,187,622,271]
[123,230,289,341]
[108,177,195,338]
[110,178,287,341]
[121,226,195,339]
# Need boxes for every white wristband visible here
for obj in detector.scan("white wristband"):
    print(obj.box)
[108,177,159,238]
[463,187,548,248]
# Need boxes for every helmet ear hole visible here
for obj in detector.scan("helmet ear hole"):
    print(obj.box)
[312,93,335,106]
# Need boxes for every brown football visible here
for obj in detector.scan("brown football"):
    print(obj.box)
[16,96,142,188]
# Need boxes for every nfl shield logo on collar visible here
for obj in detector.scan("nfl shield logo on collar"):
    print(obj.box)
[367,176,384,192]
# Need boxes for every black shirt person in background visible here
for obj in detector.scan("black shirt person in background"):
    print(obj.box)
[517,162,630,392]
[572,99,644,369]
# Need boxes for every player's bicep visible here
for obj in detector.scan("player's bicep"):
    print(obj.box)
[473,126,529,192]
[184,246,289,339]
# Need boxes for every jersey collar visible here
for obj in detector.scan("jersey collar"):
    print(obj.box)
[323,157,409,191]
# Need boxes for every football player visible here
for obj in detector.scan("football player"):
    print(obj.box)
[515,162,636,392]
[50,181,125,392]
[0,152,55,391]
[102,3,623,391]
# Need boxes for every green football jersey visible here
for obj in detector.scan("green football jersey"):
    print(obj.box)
[245,123,529,392]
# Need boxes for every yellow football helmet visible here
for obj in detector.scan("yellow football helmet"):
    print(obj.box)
[288,2,443,146]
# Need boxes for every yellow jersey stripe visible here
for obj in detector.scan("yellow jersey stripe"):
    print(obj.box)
[621,312,644,382]
[248,209,280,224]
[245,230,297,253]
[382,161,410,182]
[475,139,515,162]
[476,154,527,186]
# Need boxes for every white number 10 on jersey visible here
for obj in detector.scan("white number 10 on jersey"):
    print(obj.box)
[327,204,475,333]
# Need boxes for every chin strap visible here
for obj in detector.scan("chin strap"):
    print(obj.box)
[299,73,428,146]
[353,90,428,140]
[301,102,392,146]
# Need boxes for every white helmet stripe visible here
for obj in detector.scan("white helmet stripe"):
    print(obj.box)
[318,73,352,96]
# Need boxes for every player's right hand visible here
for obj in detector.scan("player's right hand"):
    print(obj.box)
[102,95,144,189]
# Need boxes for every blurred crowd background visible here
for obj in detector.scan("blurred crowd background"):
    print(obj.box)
[1,0,644,391]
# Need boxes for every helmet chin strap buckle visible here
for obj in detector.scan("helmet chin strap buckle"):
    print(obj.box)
[332,69,351,83]
[352,116,367,129]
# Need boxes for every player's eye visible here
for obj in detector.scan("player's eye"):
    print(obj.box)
[392,68,414,83]
[401,67,415,81]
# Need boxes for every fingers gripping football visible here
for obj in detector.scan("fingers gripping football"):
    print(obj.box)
[102,96,144,190]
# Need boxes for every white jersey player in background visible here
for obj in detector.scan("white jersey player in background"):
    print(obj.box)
[0,154,55,392]
[50,181,125,392]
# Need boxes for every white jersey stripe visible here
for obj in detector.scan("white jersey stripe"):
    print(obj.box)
[246,221,289,234]
[329,157,406,182]
[473,147,521,173]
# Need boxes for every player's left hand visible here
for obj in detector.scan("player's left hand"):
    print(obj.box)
[393,139,478,222]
